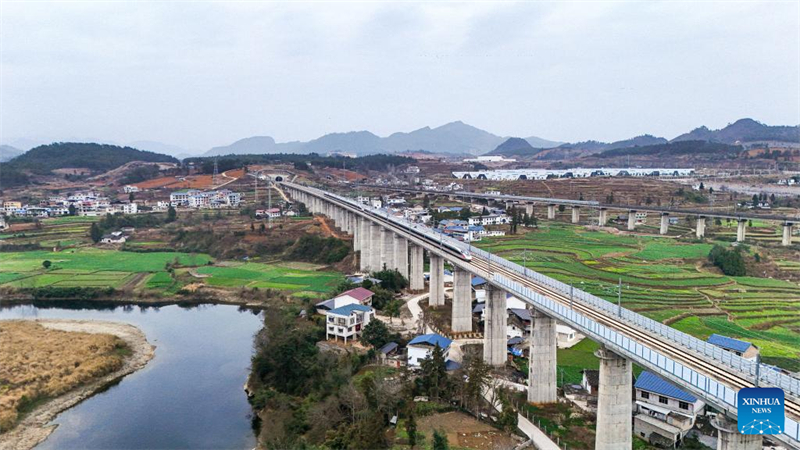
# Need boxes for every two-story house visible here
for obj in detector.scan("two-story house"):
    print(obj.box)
[324,304,375,343]
[315,287,374,314]
[634,371,706,447]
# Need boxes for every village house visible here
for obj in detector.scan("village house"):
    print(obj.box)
[634,371,706,447]
[557,324,583,348]
[324,304,375,343]
[580,369,599,395]
[100,231,128,244]
[707,334,759,361]
[315,287,374,314]
[123,185,140,193]
[256,208,281,219]
[407,334,452,368]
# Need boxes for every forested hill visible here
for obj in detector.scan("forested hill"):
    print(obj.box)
[5,142,177,175]
[598,140,741,158]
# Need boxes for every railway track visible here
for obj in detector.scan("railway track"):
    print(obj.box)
[286,182,800,428]
[468,256,800,420]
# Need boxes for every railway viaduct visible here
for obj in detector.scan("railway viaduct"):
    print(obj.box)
[281,181,800,450]
[358,184,798,246]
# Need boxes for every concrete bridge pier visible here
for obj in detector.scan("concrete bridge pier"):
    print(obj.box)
[451,268,472,332]
[594,346,632,450]
[598,208,608,226]
[381,228,395,271]
[429,254,445,307]
[353,216,360,252]
[483,285,507,366]
[394,235,409,279]
[528,310,557,403]
[525,203,534,216]
[627,210,637,231]
[369,223,382,271]
[547,204,556,220]
[505,201,515,211]
[712,415,761,450]
[409,244,425,291]
[696,216,706,238]
[358,218,370,271]
[783,222,794,246]
[660,213,670,235]
[737,219,747,242]
[571,206,580,224]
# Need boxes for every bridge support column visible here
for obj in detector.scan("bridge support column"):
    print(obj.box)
[660,213,669,235]
[451,268,472,332]
[783,222,794,246]
[369,223,382,271]
[353,216,360,252]
[429,254,445,307]
[409,244,425,291]
[525,203,534,216]
[627,210,637,231]
[381,228,395,271]
[696,216,706,238]
[598,208,608,226]
[483,285,507,366]
[528,310,557,404]
[737,219,747,242]
[571,206,580,223]
[547,204,556,220]
[594,346,632,450]
[394,235,409,279]
[505,201,514,211]
[712,415,761,450]
[359,218,370,271]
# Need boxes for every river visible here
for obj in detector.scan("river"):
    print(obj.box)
[0,302,262,450]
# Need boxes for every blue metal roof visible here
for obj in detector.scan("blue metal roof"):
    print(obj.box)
[327,304,373,316]
[707,334,753,353]
[471,276,487,286]
[473,303,485,314]
[445,359,462,371]
[509,308,532,321]
[408,333,452,349]
[635,371,697,403]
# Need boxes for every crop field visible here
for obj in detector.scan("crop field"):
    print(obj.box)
[195,261,342,297]
[0,249,341,298]
[0,216,99,248]
[476,223,800,370]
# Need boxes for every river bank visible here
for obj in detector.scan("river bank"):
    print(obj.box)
[0,319,155,450]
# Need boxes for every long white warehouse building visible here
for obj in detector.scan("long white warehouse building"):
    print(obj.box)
[452,168,695,180]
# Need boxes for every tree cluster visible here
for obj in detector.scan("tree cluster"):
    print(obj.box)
[708,245,746,276]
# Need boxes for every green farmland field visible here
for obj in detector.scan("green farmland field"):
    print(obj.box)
[0,248,343,298]
[476,223,800,371]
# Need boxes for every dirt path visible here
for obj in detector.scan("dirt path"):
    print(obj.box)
[119,272,148,290]
[0,320,155,450]
[315,216,341,238]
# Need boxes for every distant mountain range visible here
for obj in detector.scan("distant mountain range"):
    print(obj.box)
[671,118,799,144]
[0,145,23,162]
[486,119,798,159]
[204,121,563,157]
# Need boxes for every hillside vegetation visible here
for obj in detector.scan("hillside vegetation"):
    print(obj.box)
[3,142,177,175]
[598,140,741,158]
[0,321,128,430]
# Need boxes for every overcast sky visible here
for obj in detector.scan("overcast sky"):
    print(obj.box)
[1,1,798,151]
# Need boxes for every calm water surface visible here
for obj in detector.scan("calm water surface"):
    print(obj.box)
[0,302,262,450]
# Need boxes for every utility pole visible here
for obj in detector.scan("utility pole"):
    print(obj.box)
[268,178,273,229]
[617,278,622,316]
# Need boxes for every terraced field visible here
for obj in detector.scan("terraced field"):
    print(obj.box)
[476,223,800,370]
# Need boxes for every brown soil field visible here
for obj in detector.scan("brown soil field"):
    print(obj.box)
[417,411,517,450]
[0,321,127,431]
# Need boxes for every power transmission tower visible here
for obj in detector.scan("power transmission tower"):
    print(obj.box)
[212,158,219,187]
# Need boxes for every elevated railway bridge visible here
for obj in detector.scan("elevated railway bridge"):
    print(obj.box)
[281,181,800,450]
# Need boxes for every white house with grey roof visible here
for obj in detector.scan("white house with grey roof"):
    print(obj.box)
[324,304,374,343]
